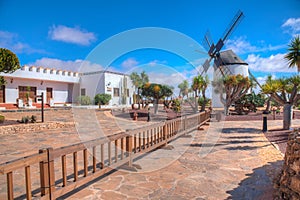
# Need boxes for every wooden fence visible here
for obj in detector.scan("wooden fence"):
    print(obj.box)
[0,111,210,200]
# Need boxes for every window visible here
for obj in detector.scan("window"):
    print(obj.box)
[113,88,119,97]
[126,89,129,97]
[19,86,37,102]
[81,88,86,96]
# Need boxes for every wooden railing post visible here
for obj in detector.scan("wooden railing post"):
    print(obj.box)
[39,149,49,197]
[47,148,55,200]
[7,172,13,200]
[163,122,168,145]
[126,134,133,167]
[184,115,187,132]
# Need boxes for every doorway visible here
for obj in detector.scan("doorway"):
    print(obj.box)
[46,88,53,103]
[0,85,5,103]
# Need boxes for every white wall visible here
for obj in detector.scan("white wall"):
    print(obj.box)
[79,72,104,104]
[4,77,71,104]
[80,71,134,106]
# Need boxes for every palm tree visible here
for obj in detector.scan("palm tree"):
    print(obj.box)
[198,75,209,111]
[191,76,201,112]
[264,75,273,112]
[178,80,189,98]
[130,71,149,109]
[285,35,300,72]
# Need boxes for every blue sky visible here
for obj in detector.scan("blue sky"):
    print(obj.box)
[1,0,300,94]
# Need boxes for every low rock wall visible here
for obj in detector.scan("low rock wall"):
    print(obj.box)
[276,129,300,199]
[0,122,75,135]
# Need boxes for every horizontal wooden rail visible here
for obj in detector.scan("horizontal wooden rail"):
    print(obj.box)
[0,110,210,200]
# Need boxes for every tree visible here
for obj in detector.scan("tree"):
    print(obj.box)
[189,75,210,112]
[141,83,173,114]
[198,75,209,111]
[284,35,300,72]
[190,76,201,112]
[213,74,250,115]
[261,75,300,129]
[178,80,189,98]
[129,71,149,109]
[94,93,111,105]
[0,48,21,85]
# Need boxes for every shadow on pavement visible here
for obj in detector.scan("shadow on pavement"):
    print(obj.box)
[226,160,283,200]
[222,128,261,134]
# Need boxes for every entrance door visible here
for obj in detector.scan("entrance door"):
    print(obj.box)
[46,88,53,103]
[0,85,5,103]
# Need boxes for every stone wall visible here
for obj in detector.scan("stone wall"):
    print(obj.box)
[275,129,300,199]
[0,122,75,135]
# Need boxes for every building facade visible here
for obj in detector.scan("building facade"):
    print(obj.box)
[80,70,134,106]
[0,66,134,108]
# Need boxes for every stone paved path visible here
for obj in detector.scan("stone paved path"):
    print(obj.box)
[62,120,285,200]
[1,109,298,199]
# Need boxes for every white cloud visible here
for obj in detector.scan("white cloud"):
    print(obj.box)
[29,57,103,72]
[225,36,286,55]
[282,18,300,35]
[246,53,297,73]
[121,58,138,69]
[48,25,97,46]
[0,30,47,54]
[148,59,167,67]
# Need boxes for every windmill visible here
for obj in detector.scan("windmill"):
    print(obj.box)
[200,10,244,76]
[199,10,262,87]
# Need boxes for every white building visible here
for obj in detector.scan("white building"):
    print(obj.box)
[80,70,134,106]
[0,66,134,108]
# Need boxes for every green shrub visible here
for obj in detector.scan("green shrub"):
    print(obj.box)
[19,116,30,123]
[0,115,5,123]
[171,99,181,113]
[17,115,37,123]
[31,115,37,123]
[198,97,211,107]
[94,94,111,105]
[76,95,91,105]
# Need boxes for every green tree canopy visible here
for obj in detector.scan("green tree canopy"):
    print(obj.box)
[261,75,300,105]
[178,80,189,98]
[284,35,300,72]
[0,48,21,85]
[141,83,173,114]
[94,93,111,105]
[142,83,173,100]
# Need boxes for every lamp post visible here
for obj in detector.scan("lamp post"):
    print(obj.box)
[36,92,44,123]
[262,110,268,132]
[147,107,151,122]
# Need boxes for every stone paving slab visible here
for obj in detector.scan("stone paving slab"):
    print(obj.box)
[61,120,285,200]
[0,109,298,199]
